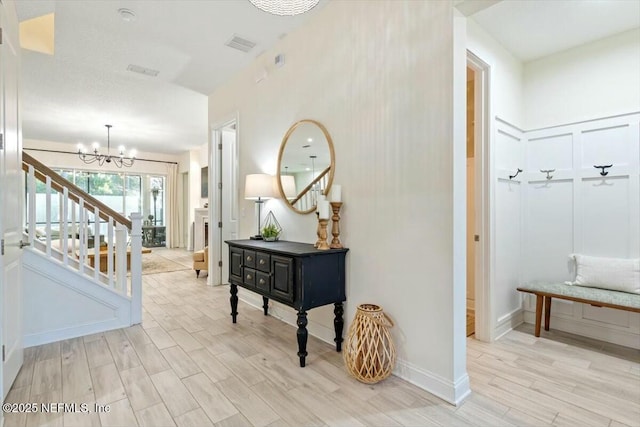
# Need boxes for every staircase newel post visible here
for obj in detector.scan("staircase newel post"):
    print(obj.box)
[130,212,143,324]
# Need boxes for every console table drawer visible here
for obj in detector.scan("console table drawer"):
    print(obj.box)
[244,268,256,287]
[256,252,270,272]
[244,250,257,268]
[256,271,270,292]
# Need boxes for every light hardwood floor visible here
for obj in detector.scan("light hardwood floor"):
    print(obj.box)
[5,249,639,427]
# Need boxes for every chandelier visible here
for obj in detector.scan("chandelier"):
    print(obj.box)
[77,124,136,168]
[248,0,320,16]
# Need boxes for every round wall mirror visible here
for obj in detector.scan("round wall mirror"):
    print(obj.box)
[277,119,335,214]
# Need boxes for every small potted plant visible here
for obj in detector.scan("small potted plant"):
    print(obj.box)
[261,224,280,241]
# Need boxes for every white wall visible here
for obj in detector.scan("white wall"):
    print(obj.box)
[209,0,469,404]
[467,18,526,340]
[524,29,640,130]
[467,19,524,126]
[178,143,208,249]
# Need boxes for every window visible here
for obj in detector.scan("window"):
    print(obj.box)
[26,168,166,235]
[148,175,165,226]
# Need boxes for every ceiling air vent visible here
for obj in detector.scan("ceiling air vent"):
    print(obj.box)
[127,64,159,77]
[225,34,256,53]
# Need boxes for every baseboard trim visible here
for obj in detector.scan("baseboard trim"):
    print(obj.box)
[238,293,472,405]
[523,312,640,349]
[238,293,336,346]
[24,318,127,348]
[395,358,471,406]
[494,308,523,340]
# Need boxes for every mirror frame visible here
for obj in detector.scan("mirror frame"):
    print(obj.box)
[277,119,335,214]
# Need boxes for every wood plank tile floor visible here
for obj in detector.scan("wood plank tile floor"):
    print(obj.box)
[5,249,639,427]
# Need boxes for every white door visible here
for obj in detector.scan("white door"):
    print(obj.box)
[212,122,239,286]
[1,0,24,399]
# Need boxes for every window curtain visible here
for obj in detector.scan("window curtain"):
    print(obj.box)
[166,163,182,248]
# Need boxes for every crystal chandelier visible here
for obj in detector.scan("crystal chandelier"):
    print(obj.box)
[77,124,136,168]
[249,0,320,16]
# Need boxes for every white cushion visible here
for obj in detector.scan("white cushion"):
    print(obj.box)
[568,254,640,294]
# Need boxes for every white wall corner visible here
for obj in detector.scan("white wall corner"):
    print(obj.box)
[394,358,471,406]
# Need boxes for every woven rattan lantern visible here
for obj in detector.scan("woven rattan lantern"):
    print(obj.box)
[344,304,396,384]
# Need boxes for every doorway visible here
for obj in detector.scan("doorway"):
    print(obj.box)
[466,66,476,337]
[466,50,491,342]
[210,118,239,286]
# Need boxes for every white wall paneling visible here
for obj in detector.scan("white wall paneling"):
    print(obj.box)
[521,113,640,348]
[493,119,524,338]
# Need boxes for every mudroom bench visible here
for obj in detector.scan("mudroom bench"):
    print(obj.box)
[517,283,640,337]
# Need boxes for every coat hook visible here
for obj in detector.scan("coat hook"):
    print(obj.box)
[540,169,555,180]
[593,164,612,176]
[509,168,522,180]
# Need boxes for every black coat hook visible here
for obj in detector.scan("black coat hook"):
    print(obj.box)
[540,169,555,180]
[509,168,522,180]
[594,164,612,176]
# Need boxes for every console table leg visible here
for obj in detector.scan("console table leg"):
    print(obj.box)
[262,297,269,316]
[230,284,238,324]
[296,309,308,367]
[334,302,344,352]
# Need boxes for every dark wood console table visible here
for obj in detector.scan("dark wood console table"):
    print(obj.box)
[225,239,348,367]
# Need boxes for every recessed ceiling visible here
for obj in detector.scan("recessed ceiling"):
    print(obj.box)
[16,0,327,155]
[470,0,640,62]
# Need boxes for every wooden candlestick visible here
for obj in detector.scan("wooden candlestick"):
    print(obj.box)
[314,212,321,248]
[317,218,330,250]
[330,202,343,249]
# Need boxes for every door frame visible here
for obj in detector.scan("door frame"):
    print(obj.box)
[467,50,493,342]
[1,0,24,401]
[209,113,239,286]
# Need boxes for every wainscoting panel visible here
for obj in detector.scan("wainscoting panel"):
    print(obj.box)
[527,133,574,172]
[493,120,524,338]
[524,180,574,283]
[519,113,640,348]
[581,176,630,257]
[581,124,632,170]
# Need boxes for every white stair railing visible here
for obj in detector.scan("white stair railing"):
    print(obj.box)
[23,156,143,315]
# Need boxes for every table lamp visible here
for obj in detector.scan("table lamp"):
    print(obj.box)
[244,173,276,239]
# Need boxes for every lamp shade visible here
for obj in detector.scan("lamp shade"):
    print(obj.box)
[280,175,297,200]
[244,173,276,200]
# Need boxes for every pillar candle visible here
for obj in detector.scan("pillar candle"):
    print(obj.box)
[330,185,342,202]
[315,194,325,213]
[319,200,330,219]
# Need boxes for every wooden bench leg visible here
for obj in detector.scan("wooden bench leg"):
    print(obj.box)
[534,295,543,337]
[544,296,552,332]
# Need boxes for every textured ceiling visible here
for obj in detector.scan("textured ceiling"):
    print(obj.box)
[18,1,639,156]
[17,0,326,154]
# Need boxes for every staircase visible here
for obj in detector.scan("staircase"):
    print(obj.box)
[21,152,143,347]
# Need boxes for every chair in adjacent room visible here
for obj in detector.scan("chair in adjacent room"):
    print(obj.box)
[192,246,208,278]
